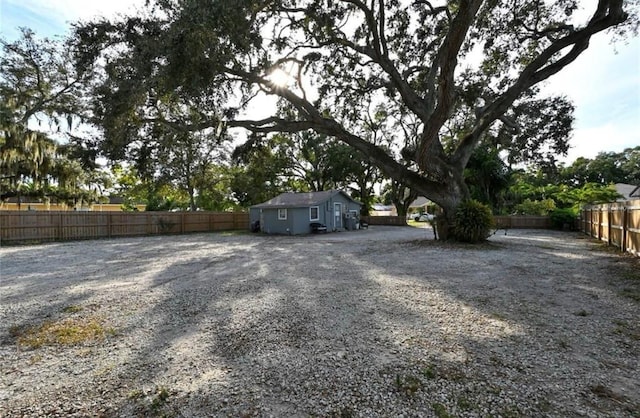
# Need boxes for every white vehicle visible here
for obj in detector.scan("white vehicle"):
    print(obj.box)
[413,213,435,222]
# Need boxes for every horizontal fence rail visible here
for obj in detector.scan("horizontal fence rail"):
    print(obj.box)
[0,211,250,244]
[580,200,640,257]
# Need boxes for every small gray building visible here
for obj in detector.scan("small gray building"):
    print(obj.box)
[250,190,363,235]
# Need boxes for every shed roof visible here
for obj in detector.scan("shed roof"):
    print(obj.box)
[251,190,361,209]
[615,183,640,201]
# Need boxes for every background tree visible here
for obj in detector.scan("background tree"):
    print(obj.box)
[75,0,636,239]
[381,179,418,220]
[1,29,101,206]
[463,145,512,212]
[155,127,230,211]
[230,137,294,207]
[560,146,640,187]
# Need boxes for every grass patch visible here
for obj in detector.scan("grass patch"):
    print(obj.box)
[456,397,474,411]
[421,364,437,380]
[150,386,170,410]
[128,389,144,400]
[394,374,423,396]
[432,403,453,418]
[12,317,114,349]
[61,305,83,314]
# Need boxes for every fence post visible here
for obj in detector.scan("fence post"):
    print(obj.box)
[597,208,601,241]
[622,207,628,253]
[107,212,112,238]
[607,205,612,246]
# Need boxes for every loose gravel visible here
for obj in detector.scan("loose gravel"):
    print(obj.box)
[1,227,638,417]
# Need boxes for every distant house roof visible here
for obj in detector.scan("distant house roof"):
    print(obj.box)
[614,183,640,201]
[251,190,362,209]
[409,196,432,208]
[372,203,393,211]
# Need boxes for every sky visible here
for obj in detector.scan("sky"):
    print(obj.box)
[1,0,638,165]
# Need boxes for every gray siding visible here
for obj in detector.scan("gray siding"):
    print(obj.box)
[251,191,362,235]
[260,208,293,234]
[326,193,361,231]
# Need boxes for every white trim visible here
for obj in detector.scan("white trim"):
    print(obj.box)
[278,208,287,220]
[309,206,319,221]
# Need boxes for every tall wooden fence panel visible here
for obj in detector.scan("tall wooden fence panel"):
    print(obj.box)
[493,216,552,229]
[0,211,250,245]
[360,215,406,226]
[580,200,640,257]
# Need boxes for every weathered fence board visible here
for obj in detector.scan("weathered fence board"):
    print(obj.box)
[0,211,250,244]
[580,200,640,257]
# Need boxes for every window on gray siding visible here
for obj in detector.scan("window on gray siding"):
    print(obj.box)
[310,206,319,221]
[278,208,287,220]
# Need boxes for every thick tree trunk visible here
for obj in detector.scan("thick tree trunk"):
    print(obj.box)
[415,172,469,241]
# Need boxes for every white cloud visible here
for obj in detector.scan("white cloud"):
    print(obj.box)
[543,35,640,163]
[565,123,640,162]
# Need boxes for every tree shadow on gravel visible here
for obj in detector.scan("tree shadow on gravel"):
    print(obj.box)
[2,229,638,417]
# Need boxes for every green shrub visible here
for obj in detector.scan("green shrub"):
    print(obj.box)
[514,198,556,215]
[549,208,578,230]
[453,200,495,243]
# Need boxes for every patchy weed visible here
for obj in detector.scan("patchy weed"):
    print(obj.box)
[394,374,423,396]
[61,305,83,314]
[128,389,144,400]
[421,364,437,380]
[12,317,114,349]
[456,397,474,411]
[29,354,43,364]
[151,386,171,410]
[432,402,453,418]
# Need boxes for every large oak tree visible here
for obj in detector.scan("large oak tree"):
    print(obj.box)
[75,0,637,238]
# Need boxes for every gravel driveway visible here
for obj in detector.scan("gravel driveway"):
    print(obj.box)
[1,227,639,417]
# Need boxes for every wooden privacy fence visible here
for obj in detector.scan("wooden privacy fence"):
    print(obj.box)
[0,211,250,244]
[360,215,406,226]
[363,215,552,228]
[493,215,552,229]
[580,200,640,257]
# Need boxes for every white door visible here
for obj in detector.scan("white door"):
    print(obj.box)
[334,203,342,229]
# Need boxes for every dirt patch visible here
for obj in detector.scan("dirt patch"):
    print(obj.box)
[1,227,638,417]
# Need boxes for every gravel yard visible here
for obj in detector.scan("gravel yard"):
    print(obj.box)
[1,227,639,417]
